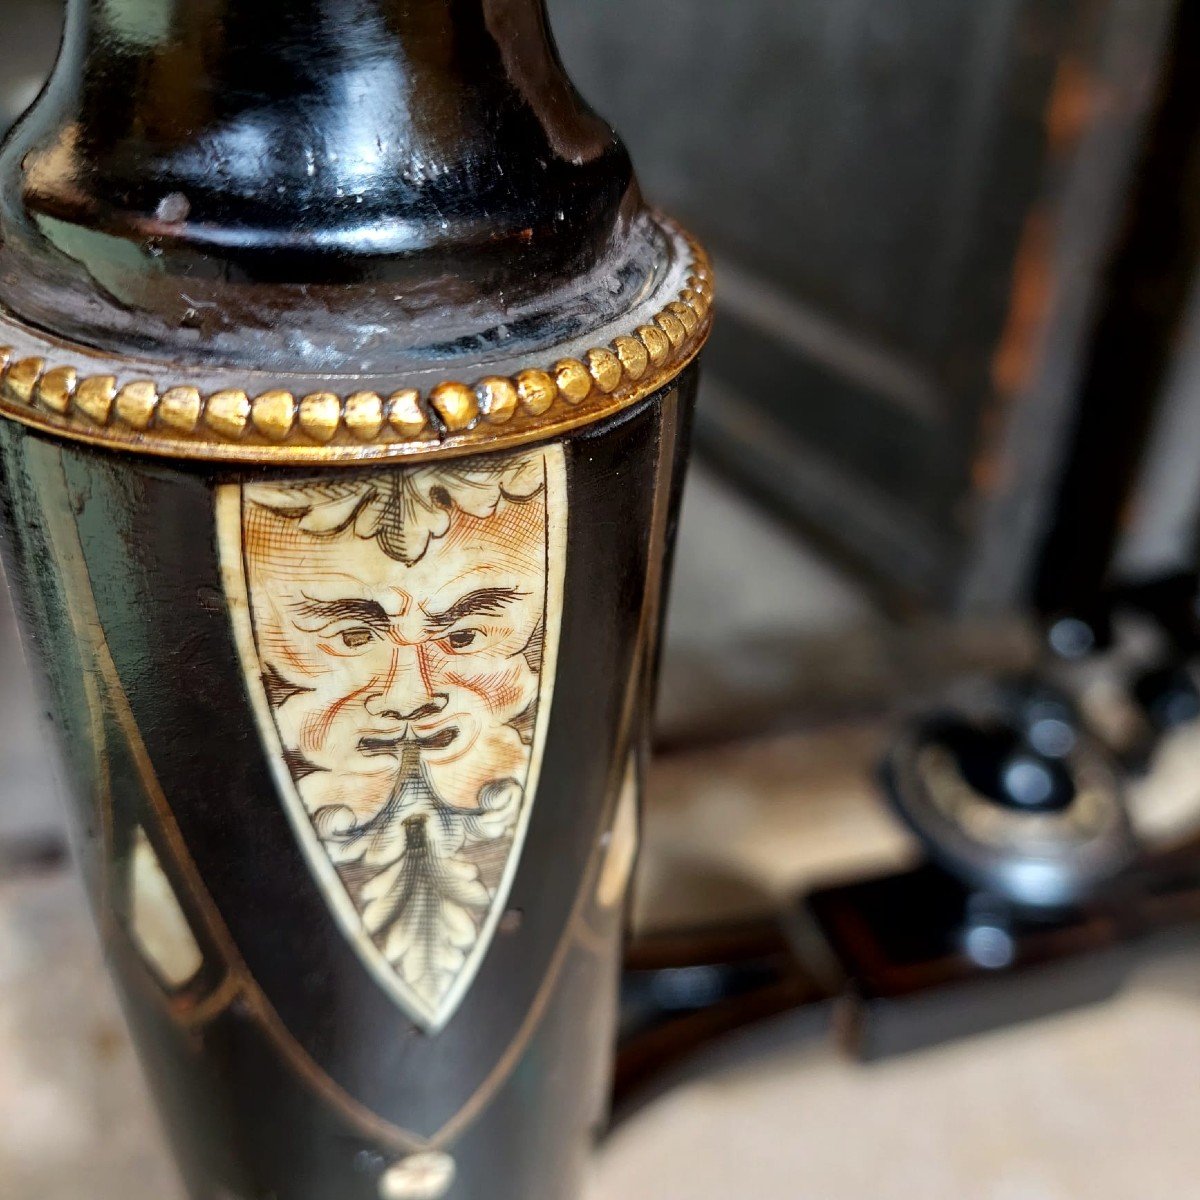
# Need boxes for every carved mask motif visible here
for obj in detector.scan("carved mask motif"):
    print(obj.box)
[218,446,567,1031]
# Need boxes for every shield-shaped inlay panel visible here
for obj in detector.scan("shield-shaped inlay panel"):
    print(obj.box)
[217,446,566,1032]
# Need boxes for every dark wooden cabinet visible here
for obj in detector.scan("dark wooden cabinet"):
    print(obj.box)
[6,0,1191,611]
[554,0,1180,610]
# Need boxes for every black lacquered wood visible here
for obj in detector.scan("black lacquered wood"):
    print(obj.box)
[0,5,705,1196]
[0,0,644,368]
[0,375,696,1200]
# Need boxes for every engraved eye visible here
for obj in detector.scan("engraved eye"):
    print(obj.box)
[446,629,478,650]
[339,627,375,649]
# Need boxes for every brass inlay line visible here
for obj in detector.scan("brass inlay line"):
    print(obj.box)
[0,226,711,464]
[39,438,663,1155]
[175,971,243,1030]
[42,454,431,1154]
[429,388,680,1147]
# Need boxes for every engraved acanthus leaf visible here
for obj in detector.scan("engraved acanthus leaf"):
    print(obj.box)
[314,758,524,1007]
[244,451,546,564]
[363,855,489,990]
[222,443,566,1032]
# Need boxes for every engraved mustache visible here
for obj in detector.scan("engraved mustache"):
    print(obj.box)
[358,726,459,754]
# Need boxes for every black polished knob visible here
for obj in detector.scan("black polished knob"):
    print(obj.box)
[884,682,1137,909]
[1132,663,1200,732]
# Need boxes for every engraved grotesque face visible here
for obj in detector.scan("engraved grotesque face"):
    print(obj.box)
[222,451,563,1027]
[242,480,547,819]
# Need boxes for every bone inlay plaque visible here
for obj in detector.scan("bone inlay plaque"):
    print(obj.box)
[218,446,567,1031]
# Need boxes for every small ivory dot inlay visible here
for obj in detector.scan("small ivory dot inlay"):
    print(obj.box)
[377,1152,456,1200]
[130,827,203,990]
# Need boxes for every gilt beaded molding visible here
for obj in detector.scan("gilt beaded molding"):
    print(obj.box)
[0,218,711,464]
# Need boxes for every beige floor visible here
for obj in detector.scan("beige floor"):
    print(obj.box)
[588,948,1200,1200]
[4,865,1200,1200]
[3,466,1199,1197]
[0,872,181,1200]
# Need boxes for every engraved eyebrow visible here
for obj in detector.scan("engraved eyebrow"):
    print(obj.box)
[424,587,525,629]
[291,596,392,631]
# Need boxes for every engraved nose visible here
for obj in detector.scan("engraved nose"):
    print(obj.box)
[363,686,449,722]
[363,642,449,723]
[372,693,449,722]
